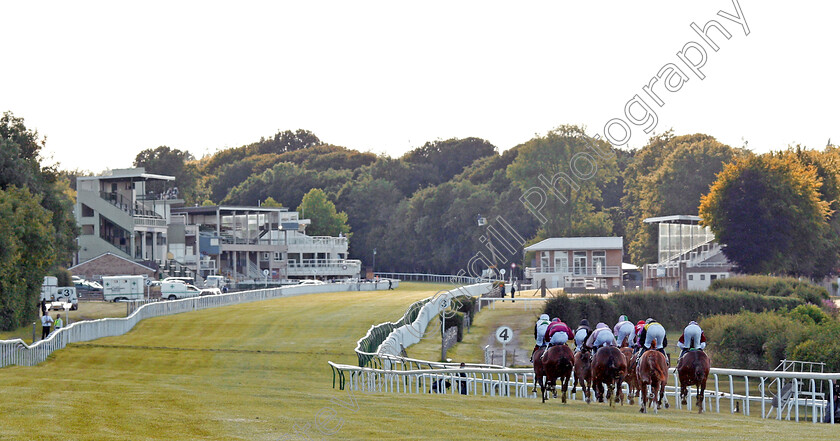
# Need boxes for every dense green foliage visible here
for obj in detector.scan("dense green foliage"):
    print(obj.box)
[700,152,836,277]
[296,188,350,237]
[709,275,829,304]
[0,112,78,331]
[0,187,56,330]
[702,307,840,371]
[623,132,743,265]
[543,290,803,331]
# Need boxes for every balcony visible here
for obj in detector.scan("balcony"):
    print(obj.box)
[286,259,361,276]
[527,265,621,278]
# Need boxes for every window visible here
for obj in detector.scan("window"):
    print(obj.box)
[540,253,550,271]
[688,274,694,281]
[720,274,727,279]
[554,252,568,273]
[592,251,606,275]
[700,274,706,280]
[274,252,282,261]
[710,274,718,280]
[573,251,587,275]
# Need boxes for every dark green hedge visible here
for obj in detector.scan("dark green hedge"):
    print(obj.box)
[710,275,828,304]
[441,311,465,341]
[543,290,804,331]
[702,307,840,371]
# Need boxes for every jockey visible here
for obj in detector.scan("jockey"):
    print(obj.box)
[531,314,551,362]
[585,322,617,351]
[638,318,668,364]
[613,314,635,347]
[544,318,574,347]
[574,319,592,353]
[677,320,707,358]
[633,320,646,348]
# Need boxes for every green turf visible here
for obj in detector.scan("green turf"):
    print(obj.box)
[1,282,837,440]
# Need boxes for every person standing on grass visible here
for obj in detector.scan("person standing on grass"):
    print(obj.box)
[54,314,64,333]
[40,313,53,339]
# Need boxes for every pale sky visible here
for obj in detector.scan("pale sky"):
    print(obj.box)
[2,1,837,173]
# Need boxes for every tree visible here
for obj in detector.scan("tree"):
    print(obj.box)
[402,137,496,185]
[0,186,56,330]
[134,146,198,203]
[336,178,403,267]
[1,111,77,267]
[297,189,350,237]
[699,154,832,277]
[506,125,617,239]
[623,133,742,265]
[262,196,283,207]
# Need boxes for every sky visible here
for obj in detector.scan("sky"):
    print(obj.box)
[1,1,838,173]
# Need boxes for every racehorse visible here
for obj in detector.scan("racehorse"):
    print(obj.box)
[637,340,669,413]
[571,349,593,403]
[620,346,638,405]
[540,344,575,403]
[532,346,546,394]
[677,350,711,413]
[591,346,626,406]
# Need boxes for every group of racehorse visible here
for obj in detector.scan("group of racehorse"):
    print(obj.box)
[533,340,711,414]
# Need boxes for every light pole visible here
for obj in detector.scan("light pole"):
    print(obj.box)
[477,215,495,280]
[372,248,377,279]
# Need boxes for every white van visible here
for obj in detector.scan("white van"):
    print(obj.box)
[102,276,145,302]
[203,275,228,292]
[161,282,201,300]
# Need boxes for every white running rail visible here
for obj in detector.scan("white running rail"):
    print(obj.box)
[355,283,491,369]
[0,280,394,368]
[327,359,839,424]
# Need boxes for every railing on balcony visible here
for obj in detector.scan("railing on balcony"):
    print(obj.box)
[281,236,348,247]
[287,259,361,271]
[98,191,165,221]
[527,265,621,277]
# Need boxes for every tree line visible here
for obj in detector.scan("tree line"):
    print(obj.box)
[131,126,840,279]
[5,108,840,330]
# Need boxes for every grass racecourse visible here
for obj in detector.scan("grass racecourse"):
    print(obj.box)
[1,283,838,440]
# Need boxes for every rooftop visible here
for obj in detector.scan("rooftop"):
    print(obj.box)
[524,237,623,251]
[77,167,175,182]
[643,215,702,225]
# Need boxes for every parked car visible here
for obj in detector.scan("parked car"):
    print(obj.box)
[163,276,194,285]
[297,279,326,286]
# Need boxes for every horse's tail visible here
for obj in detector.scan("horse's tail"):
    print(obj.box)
[650,338,657,349]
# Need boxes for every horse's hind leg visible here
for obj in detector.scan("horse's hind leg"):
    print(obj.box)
[681,384,688,406]
[561,375,569,404]
[697,381,706,414]
[639,384,647,413]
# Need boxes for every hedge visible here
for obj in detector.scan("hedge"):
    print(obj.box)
[701,309,840,371]
[543,289,804,331]
[709,275,828,304]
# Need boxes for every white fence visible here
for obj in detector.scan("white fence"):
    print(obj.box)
[0,280,396,369]
[327,357,839,424]
[355,283,491,368]
[374,272,482,285]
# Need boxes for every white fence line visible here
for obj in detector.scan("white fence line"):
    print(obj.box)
[373,272,482,285]
[0,280,396,369]
[355,283,492,368]
[327,359,839,424]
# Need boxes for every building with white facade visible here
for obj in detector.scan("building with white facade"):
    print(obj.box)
[642,215,732,291]
[169,205,360,283]
[75,168,180,266]
[525,237,624,291]
[74,168,360,284]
